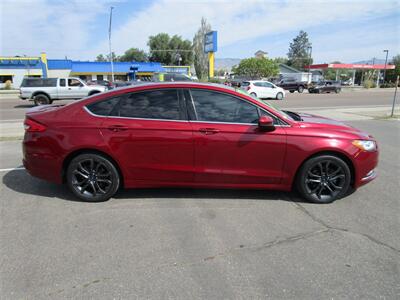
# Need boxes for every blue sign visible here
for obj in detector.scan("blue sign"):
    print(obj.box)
[204,31,217,53]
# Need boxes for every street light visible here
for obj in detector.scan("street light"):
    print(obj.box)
[108,6,114,82]
[383,49,389,84]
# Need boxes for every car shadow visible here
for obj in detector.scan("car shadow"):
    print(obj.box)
[14,104,35,108]
[2,169,307,203]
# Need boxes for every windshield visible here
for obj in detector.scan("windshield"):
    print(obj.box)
[234,88,294,121]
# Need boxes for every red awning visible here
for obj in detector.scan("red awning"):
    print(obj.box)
[305,63,395,70]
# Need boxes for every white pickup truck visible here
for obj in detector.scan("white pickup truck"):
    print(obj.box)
[20,77,107,105]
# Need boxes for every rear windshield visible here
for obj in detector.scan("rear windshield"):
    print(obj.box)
[21,78,58,87]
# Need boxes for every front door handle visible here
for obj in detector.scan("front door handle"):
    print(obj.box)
[199,128,220,135]
[108,125,128,132]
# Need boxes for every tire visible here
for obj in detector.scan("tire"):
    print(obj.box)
[33,94,50,106]
[250,92,257,97]
[297,86,304,93]
[289,90,295,93]
[66,153,120,202]
[276,92,284,100]
[335,88,340,94]
[296,155,351,204]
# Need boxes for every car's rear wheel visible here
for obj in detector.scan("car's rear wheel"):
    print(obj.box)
[276,92,284,100]
[66,153,120,202]
[250,92,257,97]
[296,155,351,204]
[289,90,295,93]
[34,94,50,106]
[298,86,304,93]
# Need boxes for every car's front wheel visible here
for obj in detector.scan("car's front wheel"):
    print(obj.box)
[276,92,284,100]
[296,155,351,203]
[66,153,120,202]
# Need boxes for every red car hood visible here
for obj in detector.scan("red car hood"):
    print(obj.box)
[296,112,373,139]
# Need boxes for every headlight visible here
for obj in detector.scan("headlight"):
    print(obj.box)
[352,140,377,151]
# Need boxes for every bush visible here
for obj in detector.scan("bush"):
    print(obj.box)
[380,82,396,88]
[363,79,376,89]
[208,77,224,84]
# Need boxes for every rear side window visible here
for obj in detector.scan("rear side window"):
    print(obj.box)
[190,89,259,124]
[241,82,250,87]
[112,89,182,120]
[21,78,57,87]
[86,97,120,116]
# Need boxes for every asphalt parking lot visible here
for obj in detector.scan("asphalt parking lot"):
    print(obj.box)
[0,91,399,298]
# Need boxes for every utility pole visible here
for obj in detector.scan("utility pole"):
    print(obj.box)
[108,6,114,82]
[307,46,312,83]
[383,49,389,84]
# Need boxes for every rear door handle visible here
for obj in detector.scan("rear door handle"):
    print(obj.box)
[199,128,220,135]
[108,125,129,132]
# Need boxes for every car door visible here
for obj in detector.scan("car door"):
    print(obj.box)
[262,82,275,98]
[67,78,86,98]
[187,89,287,186]
[97,88,194,184]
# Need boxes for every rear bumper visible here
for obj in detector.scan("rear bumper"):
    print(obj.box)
[22,135,63,184]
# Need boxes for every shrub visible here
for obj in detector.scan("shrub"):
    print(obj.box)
[4,80,12,90]
[363,79,376,89]
[208,77,224,84]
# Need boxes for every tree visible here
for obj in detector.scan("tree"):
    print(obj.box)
[95,54,107,62]
[119,48,148,62]
[148,33,193,65]
[193,17,211,80]
[386,54,400,83]
[273,57,289,65]
[231,57,279,79]
[287,30,313,70]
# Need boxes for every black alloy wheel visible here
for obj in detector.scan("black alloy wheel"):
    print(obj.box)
[296,155,351,203]
[67,153,120,202]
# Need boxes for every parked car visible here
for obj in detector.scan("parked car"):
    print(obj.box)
[23,82,378,204]
[20,77,107,105]
[341,79,353,86]
[241,80,285,100]
[277,79,309,93]
[308,80,341,93]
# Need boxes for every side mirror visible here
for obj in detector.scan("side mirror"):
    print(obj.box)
[80,83,84,87]
[258,115,275,132]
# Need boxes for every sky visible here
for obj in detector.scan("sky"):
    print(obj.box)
[1,0,399,63]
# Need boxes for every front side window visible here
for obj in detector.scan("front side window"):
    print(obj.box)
[68,79,81,87]
[112,89,182,120]
[59,79,66,87]
[190,89,259,124]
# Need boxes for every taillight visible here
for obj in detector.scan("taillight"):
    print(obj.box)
[24,118,47,132]
[246,86,250,91]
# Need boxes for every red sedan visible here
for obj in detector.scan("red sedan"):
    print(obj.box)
[23,82,378,203]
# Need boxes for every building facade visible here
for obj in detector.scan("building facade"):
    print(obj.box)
[0,53,191,88]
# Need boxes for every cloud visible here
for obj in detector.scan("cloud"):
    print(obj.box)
[1,0,399,62]
[0,0,111,57]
